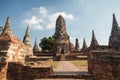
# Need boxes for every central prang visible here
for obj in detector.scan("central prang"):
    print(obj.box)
[53,15,74,54]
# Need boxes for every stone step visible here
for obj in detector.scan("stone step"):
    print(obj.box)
[34,78,86,80]
[50,72,92,79]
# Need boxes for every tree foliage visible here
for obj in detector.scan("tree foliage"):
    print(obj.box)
[39,36,54,51]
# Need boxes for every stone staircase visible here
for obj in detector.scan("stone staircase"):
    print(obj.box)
[50,71,92,79]
[51,61,92,79]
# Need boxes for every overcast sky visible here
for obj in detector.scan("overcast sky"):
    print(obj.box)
[0,0,120,48]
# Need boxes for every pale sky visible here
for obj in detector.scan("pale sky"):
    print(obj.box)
[0,0,120,48]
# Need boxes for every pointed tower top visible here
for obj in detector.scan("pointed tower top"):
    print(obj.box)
[58,15,64,19]
[6,17,10,24]
[33,38,40,53]
[113,13,119,27]
[56,15,65,25]
[26,25,30,34]
[75,38,80,51]
[53,15,69,38]
[109,14,120,47]
[92,30,95,40]
[23,25,30,45]
[81,38,87,52]
[90,30,99,47]
[1,16,13,36]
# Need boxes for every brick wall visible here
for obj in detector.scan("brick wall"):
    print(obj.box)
[88,50,120,80]
[7,62,52,80]
[0,62,7,80]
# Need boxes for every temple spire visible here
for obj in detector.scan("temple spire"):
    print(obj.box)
[53,15,68,38]
[113,13,118,27]
[90,30,99,47]
[1,16,12,36]
[33,38,40,53]
[75,38,80,51]
[53,15,71,54]
[109,13,120,47]
[81,38,87,52]
[23,25,30,45]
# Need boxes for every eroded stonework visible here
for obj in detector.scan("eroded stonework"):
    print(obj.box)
[23,25,33,56]
[53,15,74,54]
[109,14,120,47]
[33,39,40,53]
[75,38,80,52]
[0,17,30,63]
[81,38,87,52]
[88,14,120,80]
[90,30,99,47]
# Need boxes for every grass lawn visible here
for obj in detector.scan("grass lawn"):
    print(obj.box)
[50,61,59,68]
[71,60,88,67]
[37,61,60,68]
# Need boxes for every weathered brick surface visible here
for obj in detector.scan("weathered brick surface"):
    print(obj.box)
[0,62,7,80]
[53,15,74,54]
[88,50,120,80]
[6,62,52,80]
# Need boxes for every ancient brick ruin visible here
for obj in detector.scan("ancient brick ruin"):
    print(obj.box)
[33,39,40,53]
[0,14,120,80]
[53,15,75,54]
[81,38,87,52]
[88,14,120,80]
[75,38,80,52]
[0,17,32,63]
[0,17,51,80]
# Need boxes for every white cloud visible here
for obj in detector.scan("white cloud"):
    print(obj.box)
[39,7,47,17]
[24,16,43,25]
[23,16,44,30]
[33,25,44,30]
[22,6,74,30]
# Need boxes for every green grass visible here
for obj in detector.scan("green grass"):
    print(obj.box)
[76,56,88,58]
[51,61,59,68]
[36,61,60,68]
[71,60,88,67]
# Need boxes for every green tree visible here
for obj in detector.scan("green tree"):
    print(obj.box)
[39,36,54,51]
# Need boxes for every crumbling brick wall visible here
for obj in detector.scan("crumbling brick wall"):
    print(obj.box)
[7,62,52,80]
[0,62,7,80]
[88,50,120,80]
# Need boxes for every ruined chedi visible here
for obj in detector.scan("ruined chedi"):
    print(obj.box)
[90,30,99,47]
[75,38,80,51]
[81,38,87,52]
[88,14,120,80]
[0,17,33,63]
[33,39,40,53]
[23,25,33,56]
[53,15,74,54]
[1,17,12,36]
[109,13,120,48]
